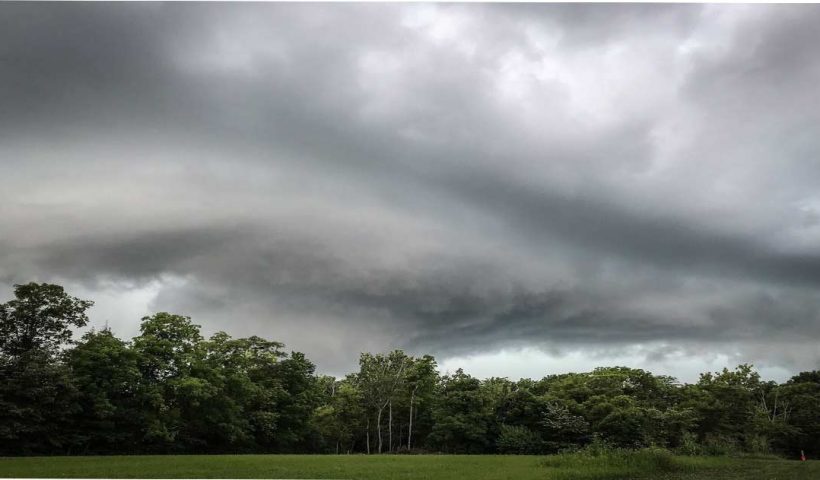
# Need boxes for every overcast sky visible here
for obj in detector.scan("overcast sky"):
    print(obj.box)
[2,3,819,382]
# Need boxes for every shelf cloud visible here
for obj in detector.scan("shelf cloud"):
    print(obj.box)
[2,4,820,380]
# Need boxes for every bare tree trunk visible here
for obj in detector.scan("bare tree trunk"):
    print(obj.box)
[773,389,779,420]
[389,400,393,453]
[408,386,416,450]
[366,416,371,454]
[377,406,384,453]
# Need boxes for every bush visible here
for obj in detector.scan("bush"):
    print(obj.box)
[701,435,740,456]
[677,431,703,456]
[579,435,617,457]
[496,425,543,454]
[744,434,770,455]
[541,442,687,480]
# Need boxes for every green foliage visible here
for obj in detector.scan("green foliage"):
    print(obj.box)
[701,435,741,457]
[3,282,820,458]
[540,401,590,452]
[0,283,93,358]
[309,377,364,453]
[677,431,703,456]
[67,329,144,453]
[0,283,93,455]
[497,424,542,454]
[427,369,494,453]
[0,350,80,455]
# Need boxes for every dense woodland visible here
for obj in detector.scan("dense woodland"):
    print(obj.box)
[1,283,819,458]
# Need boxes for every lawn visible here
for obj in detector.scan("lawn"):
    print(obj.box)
[0,454,817,480]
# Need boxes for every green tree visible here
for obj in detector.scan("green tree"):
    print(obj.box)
[683,364,762,449]
[403,355,438,451]
[427,369,494,453]
[67,329,143,453]
[310,377,364,453]
[0,283,92,455]
[779,371,820,456]
[200,332,283,451]
[265,351,320,452]
[0,283,93,358]
[0,350,79,454]
[356,351,410,453]
[540,401,590,451]
[131,313,206,450]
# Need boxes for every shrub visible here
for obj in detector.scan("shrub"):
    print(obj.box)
[701,435,740,456]
[496,425,543,454]
[541,443,687,480]
[744,434,770,455]
[677,431,703,456]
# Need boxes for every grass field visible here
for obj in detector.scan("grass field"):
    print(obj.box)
[0,453,817,480]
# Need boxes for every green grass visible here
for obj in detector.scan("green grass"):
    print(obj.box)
[540,447,818,480]
[0,453,817,480]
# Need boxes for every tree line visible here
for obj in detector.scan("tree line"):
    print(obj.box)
[1,283,819,457]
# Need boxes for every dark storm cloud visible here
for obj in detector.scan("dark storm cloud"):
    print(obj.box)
[489,3,702,47]
[439,167,820,287]
[31,226,243,281]
[2,3,820,376]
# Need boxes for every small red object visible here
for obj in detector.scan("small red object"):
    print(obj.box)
[801,450,806,461]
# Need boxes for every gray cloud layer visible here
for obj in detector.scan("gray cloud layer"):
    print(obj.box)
[2,4,820,377]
